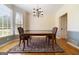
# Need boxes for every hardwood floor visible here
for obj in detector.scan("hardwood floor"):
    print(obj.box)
[0,38,79,55]
[0,39,19,52]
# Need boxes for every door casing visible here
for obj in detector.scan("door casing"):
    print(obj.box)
[59,13,67,39]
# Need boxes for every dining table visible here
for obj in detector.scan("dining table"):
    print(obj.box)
[23,30,55,50]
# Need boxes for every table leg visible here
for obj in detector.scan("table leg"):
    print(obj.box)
[52,37,55,50]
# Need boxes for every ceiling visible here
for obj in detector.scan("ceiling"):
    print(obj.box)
[15,4,63,15]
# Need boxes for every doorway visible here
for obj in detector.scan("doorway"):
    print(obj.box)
[59,13,67,39]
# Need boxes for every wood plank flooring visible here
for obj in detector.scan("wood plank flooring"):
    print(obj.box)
[0,38,79,55]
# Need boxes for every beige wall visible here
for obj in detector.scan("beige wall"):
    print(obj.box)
[55,4,79,32]
[55,4,79,38]
[23,12,30,30]
[29,14,55,30]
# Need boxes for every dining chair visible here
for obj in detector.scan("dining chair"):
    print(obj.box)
[17,27,31,51]
[46,27,58,44]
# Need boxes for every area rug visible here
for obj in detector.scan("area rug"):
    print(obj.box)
[8,37,64,53]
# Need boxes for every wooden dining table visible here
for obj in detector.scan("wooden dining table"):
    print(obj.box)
[24,30,55,50]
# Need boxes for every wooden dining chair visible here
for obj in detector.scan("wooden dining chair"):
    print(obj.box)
[46,27,58,44]
[17,27,31,51]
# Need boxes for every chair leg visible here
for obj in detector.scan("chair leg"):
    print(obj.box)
[54,37,57,44]
[52,39,55,50]
[23,40,25,51]
[19,39,21,46]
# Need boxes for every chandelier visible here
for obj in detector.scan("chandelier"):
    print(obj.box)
[33,7,43,18]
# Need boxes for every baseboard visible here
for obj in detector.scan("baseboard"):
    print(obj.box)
[67,42,79,49]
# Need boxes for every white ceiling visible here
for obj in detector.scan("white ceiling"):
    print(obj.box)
[15,4,63,15]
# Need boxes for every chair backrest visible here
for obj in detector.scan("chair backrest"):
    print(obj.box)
[17,27,24,35]
[52,27,58,35]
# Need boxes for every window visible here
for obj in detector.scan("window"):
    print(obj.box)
[15,12,23,34]
[0,5,13,37]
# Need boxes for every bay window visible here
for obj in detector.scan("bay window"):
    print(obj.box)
[0,5,13,37]
[0,4,24,37]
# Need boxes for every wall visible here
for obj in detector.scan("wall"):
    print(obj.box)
[55,4,79,47]
[23,12,30,30]
[14,4,63,30]
[29,14,55,30]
